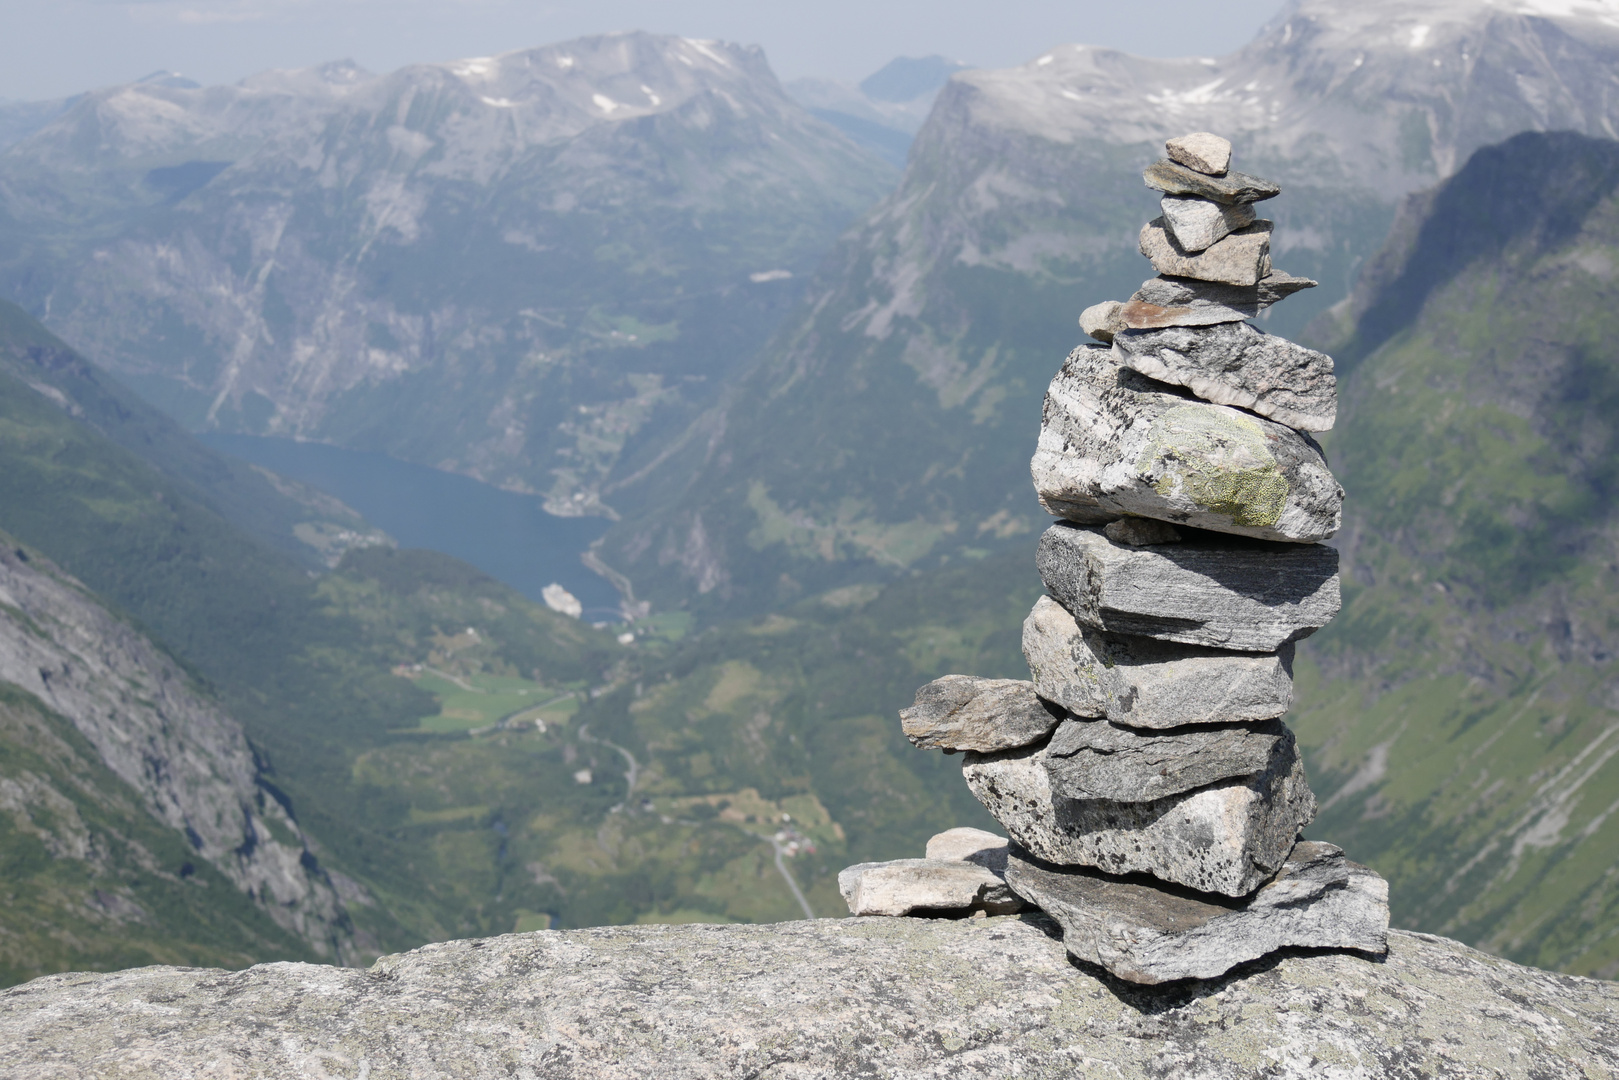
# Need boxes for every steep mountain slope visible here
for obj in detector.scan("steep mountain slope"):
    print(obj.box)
[786,55,970,167]
[598,0,1619,615]
[1289,130,1619,979]
[0,540,345,982]
[0,34,897,520]
[0,299,386,568]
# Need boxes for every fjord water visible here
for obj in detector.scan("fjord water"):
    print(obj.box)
[201,434,620,616]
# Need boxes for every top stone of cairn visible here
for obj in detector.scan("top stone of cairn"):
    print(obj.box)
[1165,132,1231,176]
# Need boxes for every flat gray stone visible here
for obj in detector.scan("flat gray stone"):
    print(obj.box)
[900,674,1063,752]
[1036,522,1341,652]
[1121,271,1317,329]
[1022,595,1294,728]
[1140,217,1272,286]
[5,922,1616,1080]
[962,732,1316,896]
[1078,300,1126,343]
[1161,194,1255,252]
[1144,158,1280,204]
[1114,321,1338,432]
[1164,132,1232,176]
[1006,840,1390,985]
[1045,717,1293,802]
[1031,344,1343,544]
[837,859,1022,916]
[925,827,1010,870]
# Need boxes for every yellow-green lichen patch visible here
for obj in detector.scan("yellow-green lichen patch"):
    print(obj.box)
[1136,405,1288,528]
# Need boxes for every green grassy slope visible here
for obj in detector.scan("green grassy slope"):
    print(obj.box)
[0,679,317,986]
[1293,131,1619,978]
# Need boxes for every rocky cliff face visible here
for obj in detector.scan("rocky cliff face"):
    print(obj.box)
[596,0,1619,613]
[0,33,896,517]
[2,918,1614,1078]
[0,542,354,961]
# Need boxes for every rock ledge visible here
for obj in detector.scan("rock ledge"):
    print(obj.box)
[3,921,1615,1079]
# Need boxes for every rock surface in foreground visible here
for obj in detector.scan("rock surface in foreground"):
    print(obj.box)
[4,921,1615,1080]
[1006,841,1391,984]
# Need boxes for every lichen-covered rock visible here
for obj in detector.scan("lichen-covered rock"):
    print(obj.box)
[1140,217,1273,285]
[1045,716,1294,803]
[1030,345,1343,543]
[837,859,1022,916]
[1007,841,1390,984]
[1143,158,1281,204]
[1036,522,1341,651]
[900,675,1063,752]
[8,919,1607,1079]
[1021,595,1294,727]
[1114,321,1338,432]
[1160,194,1255,252]
[962,732,1316,896]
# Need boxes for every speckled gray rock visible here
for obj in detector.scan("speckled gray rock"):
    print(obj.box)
[1120,271,1317,329]
[1079,299,1126,343]
[1030,345,1343,543]
[3,921,1615,1080]
[837,859,1023,916]
[925,827,1010,870]
[1008,841,1391,985]
[1114,322,1338,432]
[1022,596,1294,727]
[962,731,1316,895]
[1045,717,1294,803]
[1144,158,1280,204]
[900,674,1063,752]
[1160,194,1256,252]
[1164,132,1232,176]
[1036,522,1341,651]
[1140,217,1272,285]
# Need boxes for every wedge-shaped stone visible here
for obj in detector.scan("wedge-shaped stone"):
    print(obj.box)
[1165,132,1232,176]
[1143,158,1280,204]
[1022,595,1294,727]
[1114,321,1337,432]
[838,859,1023,916]
[1045,716,1292,802]
[962,733,1316,896]
[1036,522,1341,651]
[1006,841,1390,984]
[1140,218,1272,286]
[1161,194,1255,252]
[1120,271,1317,329]
[1031,345,1343,543]
[900,675,1062,752]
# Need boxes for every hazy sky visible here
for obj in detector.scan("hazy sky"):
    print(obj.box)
[0,0,1288,102]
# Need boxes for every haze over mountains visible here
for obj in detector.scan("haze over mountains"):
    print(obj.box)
[0,33,895,528]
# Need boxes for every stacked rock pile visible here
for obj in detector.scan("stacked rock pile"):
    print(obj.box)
[840,132,1391,986]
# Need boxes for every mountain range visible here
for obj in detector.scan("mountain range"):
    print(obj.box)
[0,34,895,532]
[595,0,1619,614]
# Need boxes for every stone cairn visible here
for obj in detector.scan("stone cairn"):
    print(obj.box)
[839,132,1391,985]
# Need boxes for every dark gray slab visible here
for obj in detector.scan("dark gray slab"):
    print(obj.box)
[1022,595,1295,727]
[1031,345,1343,544]
[1006,841,1390,984]
[1114,321,1337,432]
[1143,158,1281,204]
[1035,522,1340,651]
[901,674,1063,752]
[1045,717,1293,803]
